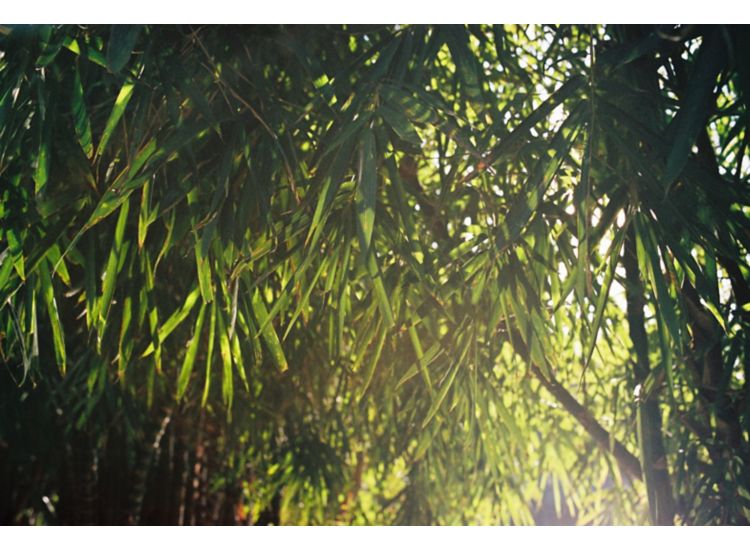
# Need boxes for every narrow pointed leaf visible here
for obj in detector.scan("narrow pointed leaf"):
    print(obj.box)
[177,302,207,400]
[250,288,288,373]
[39,259,65,373]
[355,130,377,254]
[106,25,141,73]
[96,80,135,158]
[72,66,93,158]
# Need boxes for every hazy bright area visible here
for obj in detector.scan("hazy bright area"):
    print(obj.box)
[1,24,750,525]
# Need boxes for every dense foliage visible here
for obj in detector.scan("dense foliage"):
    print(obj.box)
[1,24,750,525]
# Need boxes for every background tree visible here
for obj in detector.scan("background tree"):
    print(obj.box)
[1,23,749,525]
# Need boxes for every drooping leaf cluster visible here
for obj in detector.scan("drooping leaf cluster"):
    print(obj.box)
[1,24,750,525]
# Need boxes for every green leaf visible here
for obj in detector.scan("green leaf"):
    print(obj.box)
[83,235,97,328]
[74,140,159,238]
[137,178,155,249]
[231,331,249,393]
[495,397,523,444]
[582,217,628,369]
[283,258,326,340]
[177,302,207,400]
[396,341,442,389]
[106,25,141,73]
[35,33,63,66]
[33,133,49,194]
[118,295,133,379]
[366,249,394,328]
[96,199,130,342]
[39,259,65,373]
[407,318,435,397]
[202,299,217,407]
[217,306,233,408]
[306,140,355,249]
[481,75,585,170]
[358,323,387,401]
[598,31,664,68]
[195,222,216,304]
[636,217,683,345]
[141,286,201,358]
[250,287,289,373]
[494,107,583,251]
[379,103,422,150]
[72,66,93,158]
[663,30,724,188]
[422,341,468,428]
[62,37,108,69]
[45,244,71,287]
[96,80,135,158]
[445,26,484,104]
[355,130,377,254]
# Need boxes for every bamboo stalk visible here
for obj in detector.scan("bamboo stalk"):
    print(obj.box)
[623,229,675,525]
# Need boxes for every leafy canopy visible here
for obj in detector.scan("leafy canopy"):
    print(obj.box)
[1,24,750,525]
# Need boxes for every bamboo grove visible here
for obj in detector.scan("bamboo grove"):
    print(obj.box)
[1,24,750,525]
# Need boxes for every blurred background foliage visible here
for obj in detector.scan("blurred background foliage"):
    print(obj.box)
[1,24,750,525]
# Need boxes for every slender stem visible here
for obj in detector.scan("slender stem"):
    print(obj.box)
[529,363,643,481]
[623,227,675,525]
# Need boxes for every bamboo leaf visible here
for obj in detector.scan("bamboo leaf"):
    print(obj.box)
[355,130,377,254]
[283,258,326,340]
[231,331,249,393]
[217,305,233,408]
[177,302,207,400]
[407,318,435,397]
[96,199,130,342]
[117,296,133,380]
[202,299,217,407]
[636,216,683,344]
[33,133,49,195]
[62,37,108,69]
[96,80,135,158]
[494,107,583,251]
[72,66,93,158]
[583,218,628,369]
[250,287,289,373]
[481,75,585,170]
[106,25,141,73]
[366,249,394,328]
[358,322,387,401]
[379,103,422,150]
[195,222,216,304]
[445,26,484,105]
[141,286,201,358]
[137,178,154,249]
[39,258,65,373]
[663,30,724,188]
[421,336,469,428]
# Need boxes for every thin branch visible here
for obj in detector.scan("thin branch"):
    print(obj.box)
[529,363,643,482]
